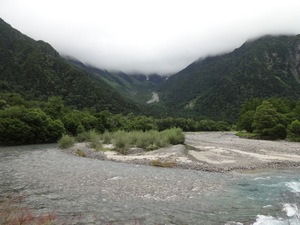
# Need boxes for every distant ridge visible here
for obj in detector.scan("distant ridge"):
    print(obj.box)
[160,34,300,121]
[0,18,139,113]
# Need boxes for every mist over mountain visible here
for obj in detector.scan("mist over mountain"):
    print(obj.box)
[0,18,139,113]
[160,35,300,121]
[1,17,300,122]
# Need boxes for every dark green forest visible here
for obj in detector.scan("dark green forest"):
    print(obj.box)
[160,35,300,121]
[0,93,230,145]
[2,18,300,145]
[0,18,139,114]
[237,98,300,141]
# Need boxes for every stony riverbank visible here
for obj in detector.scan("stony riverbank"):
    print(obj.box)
[64,132,300,172]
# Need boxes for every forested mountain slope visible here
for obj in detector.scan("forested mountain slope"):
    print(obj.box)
[0,18,138,113]
[160,35,300,121]
[65,56,167,104]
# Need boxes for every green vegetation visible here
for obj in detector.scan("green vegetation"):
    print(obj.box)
[0,105,65,145]
[287,120,300,141]
[6,18,300,145]
[76,130,102,150]
[0,93,230,146]
[72,128,184,154]
[237,98,300,141]
[109,128,184,153]
[58,134,75,149]
[0,18,138,114]
[160,35,300,121]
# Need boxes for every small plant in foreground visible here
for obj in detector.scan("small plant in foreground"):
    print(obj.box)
[0,195,57,225]
[58,134,75,149]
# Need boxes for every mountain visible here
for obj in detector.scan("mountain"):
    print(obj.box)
[159,35,300,121]
[65,56,167,104]
[0,18,138,113]
[3,17,300,122]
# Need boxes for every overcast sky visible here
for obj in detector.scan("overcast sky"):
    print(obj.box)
[1,0,300,74]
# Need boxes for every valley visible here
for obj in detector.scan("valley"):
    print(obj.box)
[1,2,300,224]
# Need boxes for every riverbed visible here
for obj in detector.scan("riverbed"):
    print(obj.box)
[0,140,300,224]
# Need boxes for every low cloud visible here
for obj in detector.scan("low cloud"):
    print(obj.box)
[1,0,300,74]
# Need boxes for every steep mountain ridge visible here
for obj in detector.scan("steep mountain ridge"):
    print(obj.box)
[160,35,300,121]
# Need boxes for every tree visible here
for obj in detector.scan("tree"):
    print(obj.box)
[0,118,32,144]
[42,96,66,119]
[252,101,286,139]
[61,110,99,135]
[0,105,65,145]
[287,120,300,141]
[238,110,255,132]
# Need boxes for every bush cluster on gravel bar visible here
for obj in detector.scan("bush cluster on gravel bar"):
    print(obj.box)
[65,128,185,154]
[110,128,184,154]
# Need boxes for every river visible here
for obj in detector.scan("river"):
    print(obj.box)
[0,144,299,225]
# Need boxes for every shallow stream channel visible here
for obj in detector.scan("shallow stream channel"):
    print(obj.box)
[0,144,299,224]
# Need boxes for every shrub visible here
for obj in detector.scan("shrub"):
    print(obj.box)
[135,132,152,149]
[58,134,75,149]
[162,128,185,145]
[102,130,112,144]
[133,130,168,150]
[76,130,102,150]
[236,131,259,139]
[96,128,185,154]
[112,131,130,154]
[287,120,300,141]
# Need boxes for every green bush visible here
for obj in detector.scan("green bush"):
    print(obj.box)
[162,128,185,145]
[80,128,186,154]
[112,130,130,154]
[102,130,112,144]
[58,134,75,149]
[62,128,185,153]
[287,120,300,141]
[236,131,259,139]
[76,130,102,150]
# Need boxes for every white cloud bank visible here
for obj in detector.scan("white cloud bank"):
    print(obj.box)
[1,0,300,74]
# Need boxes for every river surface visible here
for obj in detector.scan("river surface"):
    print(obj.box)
[0,144,300,225]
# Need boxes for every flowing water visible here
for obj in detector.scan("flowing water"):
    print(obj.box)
[0,144,299,225]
